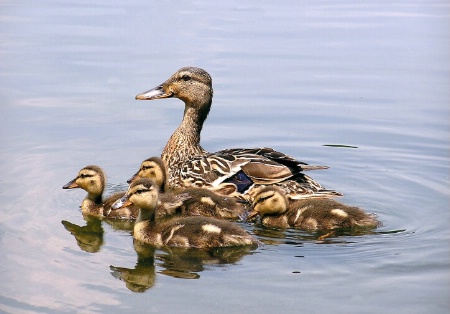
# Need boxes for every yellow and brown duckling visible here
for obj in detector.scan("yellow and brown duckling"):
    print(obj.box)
[112,178,258,249]
[135,67,341,202]
[63,165,139,219]
[248,186,379,230]
[63,165,188,220]
[128,157,247,220]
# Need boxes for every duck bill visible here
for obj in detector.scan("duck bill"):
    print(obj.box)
[62,178,79,189]
[127,171,139,184]
[111,194,132,210]
[135,84,173,100]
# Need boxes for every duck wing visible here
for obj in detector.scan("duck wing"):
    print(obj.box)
[177,147,329,193]
[216,147,329,172]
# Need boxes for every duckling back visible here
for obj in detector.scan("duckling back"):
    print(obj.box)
[281,198,379,230]
[173,187,247,220]
[250,186,379,230]
[135,216,257,249]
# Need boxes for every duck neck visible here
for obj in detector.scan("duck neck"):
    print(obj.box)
[81,193,103,215]
[162,101,210,170]
[87,192,103,205]
[137,207,156,224]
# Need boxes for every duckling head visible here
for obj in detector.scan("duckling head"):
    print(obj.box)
[63,165,105,198]
[112,178,159,212]
[135,67,213,113]
[248,187,289,219]
[127,157,167,192]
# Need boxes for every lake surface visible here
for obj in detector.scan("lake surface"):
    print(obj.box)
[1,1,449,313]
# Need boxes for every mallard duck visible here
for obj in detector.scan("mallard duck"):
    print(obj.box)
[63,165,188,219]
[128,156,247,220]
[112,178,258,249]
[248,186,379,230]
[135,67,341,202]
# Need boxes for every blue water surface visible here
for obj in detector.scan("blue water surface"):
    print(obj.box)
[0,1,449,313]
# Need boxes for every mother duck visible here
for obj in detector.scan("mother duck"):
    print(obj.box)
[135,67,341,202]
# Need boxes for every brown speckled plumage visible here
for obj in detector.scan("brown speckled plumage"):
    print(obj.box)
[135,67,341,202]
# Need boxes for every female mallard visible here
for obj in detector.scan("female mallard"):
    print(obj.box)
[128,156,247,220]
[135,67,341,202]
[112,178,258,249]
[248,186,379,230]
[63,165,187,219]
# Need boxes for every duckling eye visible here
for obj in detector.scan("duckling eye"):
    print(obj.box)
[181,74,191,81]
[80,174,92,179]
[135,189,146,195]
[256,195,271,204]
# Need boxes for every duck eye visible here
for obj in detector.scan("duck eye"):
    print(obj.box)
[80,174,92,179]
[256,195,271,204]
[181,74,191,81]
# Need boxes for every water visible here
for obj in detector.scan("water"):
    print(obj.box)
[1,1,449,313]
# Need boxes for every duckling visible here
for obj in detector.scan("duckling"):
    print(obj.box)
[134,67,341,202]
[128,157,247,220]
[63,165,188,220]
[112,178,258,249]
[63,165,139,219]
[248,186,379,230]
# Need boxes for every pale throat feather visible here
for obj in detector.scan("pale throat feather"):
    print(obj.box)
[162,106,208,173]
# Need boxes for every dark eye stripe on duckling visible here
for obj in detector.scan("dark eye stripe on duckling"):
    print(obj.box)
[254,191,276,204]
[133,188,149,195]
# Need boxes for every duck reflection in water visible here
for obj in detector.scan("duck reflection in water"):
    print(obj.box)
[157,244,255,279]
[61,216,104,253]
[110,241,156,293]
[110,240,256,292]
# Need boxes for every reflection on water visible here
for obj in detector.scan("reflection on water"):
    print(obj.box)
[110,240,256,292]
[61,216,104,253]
[1,0,448,313]
[156,244,256,278]
[110,242,156,293]
[61,215,136,253]
[103,219,135,232]
[252,223,403,246]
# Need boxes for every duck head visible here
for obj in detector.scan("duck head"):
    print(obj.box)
[127,157,167,192]
[112,178,159,211]
[63,165,105,197]
[248,186,289,220]
[135,67,213,110]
